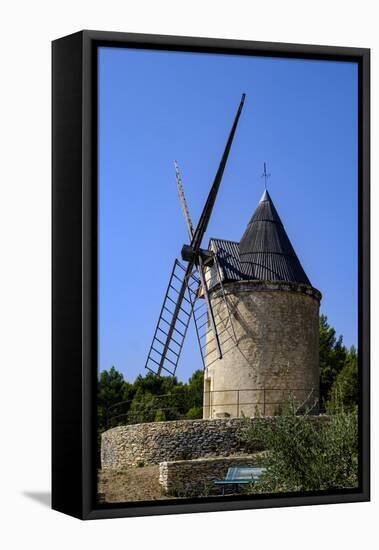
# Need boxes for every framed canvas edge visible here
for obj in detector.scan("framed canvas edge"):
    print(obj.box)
[52,29,370,520]
[52,31,85,519]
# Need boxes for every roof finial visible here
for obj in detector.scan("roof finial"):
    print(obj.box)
[261,162,271,190]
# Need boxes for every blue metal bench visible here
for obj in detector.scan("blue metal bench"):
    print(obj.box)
[213,467,266,495]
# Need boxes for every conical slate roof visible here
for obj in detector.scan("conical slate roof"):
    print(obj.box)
[238,189,311,285]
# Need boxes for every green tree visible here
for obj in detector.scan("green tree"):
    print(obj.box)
[328,346,358,412]
[127,389,160,424]
[97,368,205,426]
[187,370,204,407]
[97,366,125,431]
[319,315,347,408]
[122,380,136,404]
[185,406,203,419]
[154,409,166,422]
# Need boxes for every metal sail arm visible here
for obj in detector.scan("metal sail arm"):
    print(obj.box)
[190,93,246,253]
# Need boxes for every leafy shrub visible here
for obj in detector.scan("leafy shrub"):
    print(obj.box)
[242,395,358,493]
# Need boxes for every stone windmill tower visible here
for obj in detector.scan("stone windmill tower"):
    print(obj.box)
[144,96,321,419]
[203,186,321,418]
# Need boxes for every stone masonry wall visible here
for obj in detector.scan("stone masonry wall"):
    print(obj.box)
[101,418,262,469]
[204,281,321,417]
[159,454,266,497]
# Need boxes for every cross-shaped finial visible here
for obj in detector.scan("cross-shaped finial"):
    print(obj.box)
[261,162,271,190]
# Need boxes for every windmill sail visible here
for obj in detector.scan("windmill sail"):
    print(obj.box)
[175,162,223,362]
[145,260,200,376]
[174,160,194,241]
[191,258,238,369]
[145,94,246,376]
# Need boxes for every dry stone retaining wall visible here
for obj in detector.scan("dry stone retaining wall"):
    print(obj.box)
[159,454,266,496]
[101,418,262,469]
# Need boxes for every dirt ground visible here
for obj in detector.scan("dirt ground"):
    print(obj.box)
[97,466,171,503]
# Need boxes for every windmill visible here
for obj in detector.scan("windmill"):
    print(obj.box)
[144,94,245,377]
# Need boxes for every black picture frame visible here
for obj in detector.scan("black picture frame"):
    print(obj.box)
[52,30,370,520]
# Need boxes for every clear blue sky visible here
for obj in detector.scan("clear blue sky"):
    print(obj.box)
[98,47,358,382]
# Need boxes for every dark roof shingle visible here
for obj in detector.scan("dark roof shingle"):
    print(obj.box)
[208,189,311,287]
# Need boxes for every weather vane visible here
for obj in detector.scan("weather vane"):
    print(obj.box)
[261,162,271,189]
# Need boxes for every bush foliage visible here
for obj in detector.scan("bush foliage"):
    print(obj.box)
[242,396,358,493]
